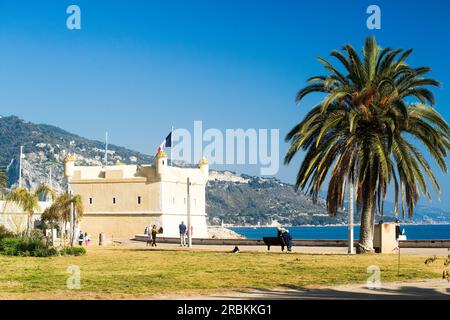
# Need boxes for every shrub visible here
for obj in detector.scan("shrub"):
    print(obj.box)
[0,235,57,257]
[0,231,87,257]
[59,246,86,256]
[0,225,14,241]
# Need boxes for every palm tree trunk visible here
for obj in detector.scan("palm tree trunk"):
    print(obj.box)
[357,192,375,254]
[27,214,32,237]
[62,221,66,247]
[50,223,54,247]
[70,204,77,247]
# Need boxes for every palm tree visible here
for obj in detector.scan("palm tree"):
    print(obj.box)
[68,193,84,246]
[41,204,60,246]
[42,192,84,246]
[42,192,84,245]
[285,37,449,253]
[5,185,56,236]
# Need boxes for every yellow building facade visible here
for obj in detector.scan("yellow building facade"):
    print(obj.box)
[65,151,209,239]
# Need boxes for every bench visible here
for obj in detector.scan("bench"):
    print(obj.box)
[263,237,286,251]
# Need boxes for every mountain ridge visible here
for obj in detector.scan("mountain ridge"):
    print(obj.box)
[1,115,449,225]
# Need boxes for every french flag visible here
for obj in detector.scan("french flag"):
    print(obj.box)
[157,131,172,153]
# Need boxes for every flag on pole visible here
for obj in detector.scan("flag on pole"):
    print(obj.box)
[157,132,172,153]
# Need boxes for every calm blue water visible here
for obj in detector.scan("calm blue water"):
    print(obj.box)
[230,224,450,240]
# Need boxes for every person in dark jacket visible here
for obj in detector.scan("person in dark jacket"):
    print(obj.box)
[395,219,402,240]
[151,225,158,247]
[282,230,293,252]
[179,221,187,247]
[277,227,286,251]
[78,231,84,246]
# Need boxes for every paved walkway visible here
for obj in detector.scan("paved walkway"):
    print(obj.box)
[160,279,450,300]
[114,239,449,256]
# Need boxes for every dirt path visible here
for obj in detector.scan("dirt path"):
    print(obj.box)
[1,279,447,300]
[157,279,450,300]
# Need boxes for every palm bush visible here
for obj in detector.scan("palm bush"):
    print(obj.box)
[41,192,84,246]
[5,184,56,235]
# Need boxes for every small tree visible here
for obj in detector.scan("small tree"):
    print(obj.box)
[41,206,59,246]
[42,192,84,246]
[5,185,56,236]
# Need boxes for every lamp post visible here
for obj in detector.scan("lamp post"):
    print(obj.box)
[187,177,192,248]
[348,180,355,254]
[64,155,76,246]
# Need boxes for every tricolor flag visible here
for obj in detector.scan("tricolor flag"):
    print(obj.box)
[157,131,172,153]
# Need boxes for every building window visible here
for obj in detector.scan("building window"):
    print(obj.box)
[89,198,93,205]
[113,197,116,204]
[173,197,175,204]
[138,196,141,204]
[194,199,197,206]
[184,198,186,205]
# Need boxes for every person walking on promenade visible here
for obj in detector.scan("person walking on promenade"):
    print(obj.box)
[78,231,84,246]
[84,232,92,246]
[145,225,152,247]
[151,225,158,247]
[179,221,187,247]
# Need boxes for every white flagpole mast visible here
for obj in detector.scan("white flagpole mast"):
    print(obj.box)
[104,132,108,167]
[19,145,23,188]
[171,125,174,166]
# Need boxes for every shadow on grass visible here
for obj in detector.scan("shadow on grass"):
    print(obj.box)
[211,282,450,300]
[112,246,356,257]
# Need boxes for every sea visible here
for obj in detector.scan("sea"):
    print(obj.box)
[230,224,450,240]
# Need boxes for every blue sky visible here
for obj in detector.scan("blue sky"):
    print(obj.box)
[0,1,449,209]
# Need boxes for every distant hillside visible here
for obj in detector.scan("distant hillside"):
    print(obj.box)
[206,171,346,225]
[1,115,448,225]
[0,115,151,192]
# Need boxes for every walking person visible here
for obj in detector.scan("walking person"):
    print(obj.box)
[145,225,152,247]
[78,231,84,246]
[179,221,187,247]
[151,225,158,247]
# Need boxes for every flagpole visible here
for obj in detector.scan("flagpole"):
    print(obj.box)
[104,132,108,167]
[171,125,174,166]
[19,146,23,188]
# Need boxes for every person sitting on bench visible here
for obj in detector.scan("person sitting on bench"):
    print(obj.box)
[282,229,293,252]
[278,227,286,251]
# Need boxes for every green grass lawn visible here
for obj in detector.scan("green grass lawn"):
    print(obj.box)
[0,246,444,299]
